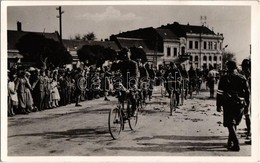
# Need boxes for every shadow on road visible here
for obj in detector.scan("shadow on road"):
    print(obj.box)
[9,126,111,140]
[107,135,229,154]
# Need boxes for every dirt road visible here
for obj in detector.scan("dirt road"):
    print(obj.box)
[8,86,251,156]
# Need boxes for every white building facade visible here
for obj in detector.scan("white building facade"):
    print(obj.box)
[185,32,224,70]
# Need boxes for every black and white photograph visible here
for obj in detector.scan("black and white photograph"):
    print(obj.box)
[1,1,259,162]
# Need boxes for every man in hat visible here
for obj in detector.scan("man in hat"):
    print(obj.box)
[216,60,250,151]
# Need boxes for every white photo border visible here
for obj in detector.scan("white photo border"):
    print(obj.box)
[1,1,259,163]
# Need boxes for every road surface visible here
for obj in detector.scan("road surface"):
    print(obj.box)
[8,84,251,156]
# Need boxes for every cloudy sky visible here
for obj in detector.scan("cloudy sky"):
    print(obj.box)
[7,4,251,63]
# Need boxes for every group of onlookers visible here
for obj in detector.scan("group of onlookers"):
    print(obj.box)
[7,62,221,117]
[7,65,118,117]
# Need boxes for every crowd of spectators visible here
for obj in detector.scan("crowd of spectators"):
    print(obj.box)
[7,62,220,117]
[7,64,117,117]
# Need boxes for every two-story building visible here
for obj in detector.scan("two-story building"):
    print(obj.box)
[110,27,164,66]
[159,22,224,70]
[155,28,180,65]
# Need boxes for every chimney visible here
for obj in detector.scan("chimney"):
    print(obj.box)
[17,21,22,31]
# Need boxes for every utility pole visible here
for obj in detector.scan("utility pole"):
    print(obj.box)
[56,6,64,41]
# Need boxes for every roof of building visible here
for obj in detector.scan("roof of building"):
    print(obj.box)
[114,37,162,54]
[156,28,179,40]
[159,22,216,37]
[62,39,120,51]
[111,27,162,41]
[7,30,60,50]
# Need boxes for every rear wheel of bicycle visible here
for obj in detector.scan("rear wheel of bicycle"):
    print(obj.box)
[108,106,123,140]
[128,108,138,131]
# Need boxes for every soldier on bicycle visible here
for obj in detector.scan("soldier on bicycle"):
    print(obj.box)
[111,48,140,117]
[164,62,182,106]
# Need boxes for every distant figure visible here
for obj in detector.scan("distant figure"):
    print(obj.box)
[188,65,197,98]
[207,65,216,98]
[216,60,249,151]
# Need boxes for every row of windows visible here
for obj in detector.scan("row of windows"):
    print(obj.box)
[189,55,222,62]
[189,63,220,69]
[166,47,178,57]
[188,40,222,50]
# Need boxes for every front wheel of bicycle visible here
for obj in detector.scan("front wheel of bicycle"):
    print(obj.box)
[108,106,123,140]
[128,108,138,130]
[170,92,177,116]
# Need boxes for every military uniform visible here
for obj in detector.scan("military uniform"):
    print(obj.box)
[217,71,249,127]
[216,65,249,151]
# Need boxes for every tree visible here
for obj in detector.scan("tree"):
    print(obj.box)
[74,34,82,40]
[83,32,96,41]
[16,33,72,69]
[77,45,97,66]
[77,45,117,67]
[103,47,117,61]
[222,51,236,69]
[130,46,147,63]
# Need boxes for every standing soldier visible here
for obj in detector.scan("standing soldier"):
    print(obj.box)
[216,60,249,151]
[241,59,251,144]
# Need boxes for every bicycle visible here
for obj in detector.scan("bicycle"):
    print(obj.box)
[180,78,187,106]
[170,89,178,116]
[188,78,196,98]
[166,80,180,116]
[108,89,140,140]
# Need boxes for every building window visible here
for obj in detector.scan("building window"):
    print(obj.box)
[214,56,217,61]
[203,56,207,61]
[190,56,193,61]
[181,47,185,55]
[219,56,222,61]
[204,41,207,49]
[167,47,171,57]
[189,41,193,49]
[220,42,222,50]
[208,42,213,50]
[209,56,212,61]
[214,64,217,69]
[214,42,217,50]
[195,56,198,62]
[195,41,199,49]
[174,48,177,56]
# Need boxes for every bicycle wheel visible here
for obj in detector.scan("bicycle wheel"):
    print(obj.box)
[180,87,184,106]
[170,91,176,116]
[128,108,138,130]
[108,106,123,140]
